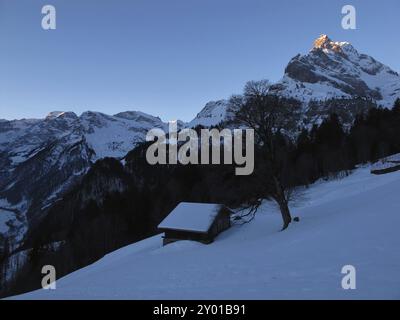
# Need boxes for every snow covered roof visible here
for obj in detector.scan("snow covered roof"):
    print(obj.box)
[158,202,224,233]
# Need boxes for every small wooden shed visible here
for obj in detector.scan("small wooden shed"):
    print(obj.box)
[158,202,231,245]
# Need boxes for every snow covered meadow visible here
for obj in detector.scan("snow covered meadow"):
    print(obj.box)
[9,164,400,300]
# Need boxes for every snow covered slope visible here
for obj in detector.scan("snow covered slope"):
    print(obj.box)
[11,165,400,299]
[188,100,236,128]
[371,153,400,174]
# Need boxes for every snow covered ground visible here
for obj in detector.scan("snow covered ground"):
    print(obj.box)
[371,153,400,172]
[9,165,400,300]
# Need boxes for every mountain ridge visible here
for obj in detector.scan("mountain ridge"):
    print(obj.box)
[190,35,400,127]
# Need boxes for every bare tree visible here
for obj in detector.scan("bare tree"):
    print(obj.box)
[230,80,300,230]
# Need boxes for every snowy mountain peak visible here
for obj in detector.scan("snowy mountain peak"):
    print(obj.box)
[312,34,352,54]
[190,35,400,127]
[313,34,335,49]
[45,111,78,120]
[46,111,64,119]
[268,35,400,108]
[114,110,162,123]
[188,100,234,128]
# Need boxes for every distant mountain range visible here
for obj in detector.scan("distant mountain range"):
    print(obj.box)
[1,34,400,292]
[0,111,167,267]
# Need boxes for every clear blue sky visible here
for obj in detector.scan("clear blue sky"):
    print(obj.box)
[1,0,399,121]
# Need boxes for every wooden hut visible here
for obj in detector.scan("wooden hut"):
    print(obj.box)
[158,202,231,245]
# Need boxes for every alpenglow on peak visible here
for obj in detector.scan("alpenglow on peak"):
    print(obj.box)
[312,34,351,54]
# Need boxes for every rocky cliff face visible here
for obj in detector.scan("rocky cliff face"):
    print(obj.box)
[190,35,400,127]
[270,34,400,107]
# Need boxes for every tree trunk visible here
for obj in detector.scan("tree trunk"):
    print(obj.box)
[278,199,292,231]
[273,176,292,230]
